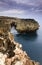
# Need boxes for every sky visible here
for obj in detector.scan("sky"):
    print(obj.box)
[0,0,42,19]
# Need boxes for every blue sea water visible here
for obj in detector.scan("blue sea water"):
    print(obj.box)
[10,17,42,65]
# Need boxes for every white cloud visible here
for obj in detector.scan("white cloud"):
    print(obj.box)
[0,9,24,15]
[0,9,28,18]
[12,0,26,4]
[11,0,40,8]
[35,9,42,12]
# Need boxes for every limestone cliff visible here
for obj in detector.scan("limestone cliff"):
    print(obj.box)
[0,16,39,33]
[0,30,40,65]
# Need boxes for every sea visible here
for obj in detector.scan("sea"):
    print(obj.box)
[10,17,42,65]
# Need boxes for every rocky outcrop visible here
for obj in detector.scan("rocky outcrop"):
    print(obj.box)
[0,16,39,33]
[0,31,40,65]
[15,19,39,33]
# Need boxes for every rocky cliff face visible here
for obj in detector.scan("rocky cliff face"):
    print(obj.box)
[15,19,39,33]
[0,30,40,65]
[0,16,39,33]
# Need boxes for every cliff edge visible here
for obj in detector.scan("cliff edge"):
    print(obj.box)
[0,30,40,65]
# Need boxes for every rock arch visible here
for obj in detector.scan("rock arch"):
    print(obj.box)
[10,22,16,29]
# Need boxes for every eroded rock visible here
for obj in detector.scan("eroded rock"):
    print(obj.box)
[0,32,40,65]
[0,16,39,33]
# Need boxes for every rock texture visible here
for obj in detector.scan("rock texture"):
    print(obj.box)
[0,31,40,65]
[0,16,39,33]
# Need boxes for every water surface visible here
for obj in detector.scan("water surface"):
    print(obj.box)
[10,19,42,65]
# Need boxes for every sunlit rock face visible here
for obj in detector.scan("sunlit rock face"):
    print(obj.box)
[0,16,39,33]
[0,52,7,65]
[15,19,39,33]
[0,31,40,65]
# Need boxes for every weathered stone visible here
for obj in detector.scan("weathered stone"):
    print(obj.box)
[0,31,40,65]
[0,16,39,33]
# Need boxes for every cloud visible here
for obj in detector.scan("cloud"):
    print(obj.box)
[12,0,42,6]
[35,9,42,13]
[0,0,42,17]
[0,9,25,16]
